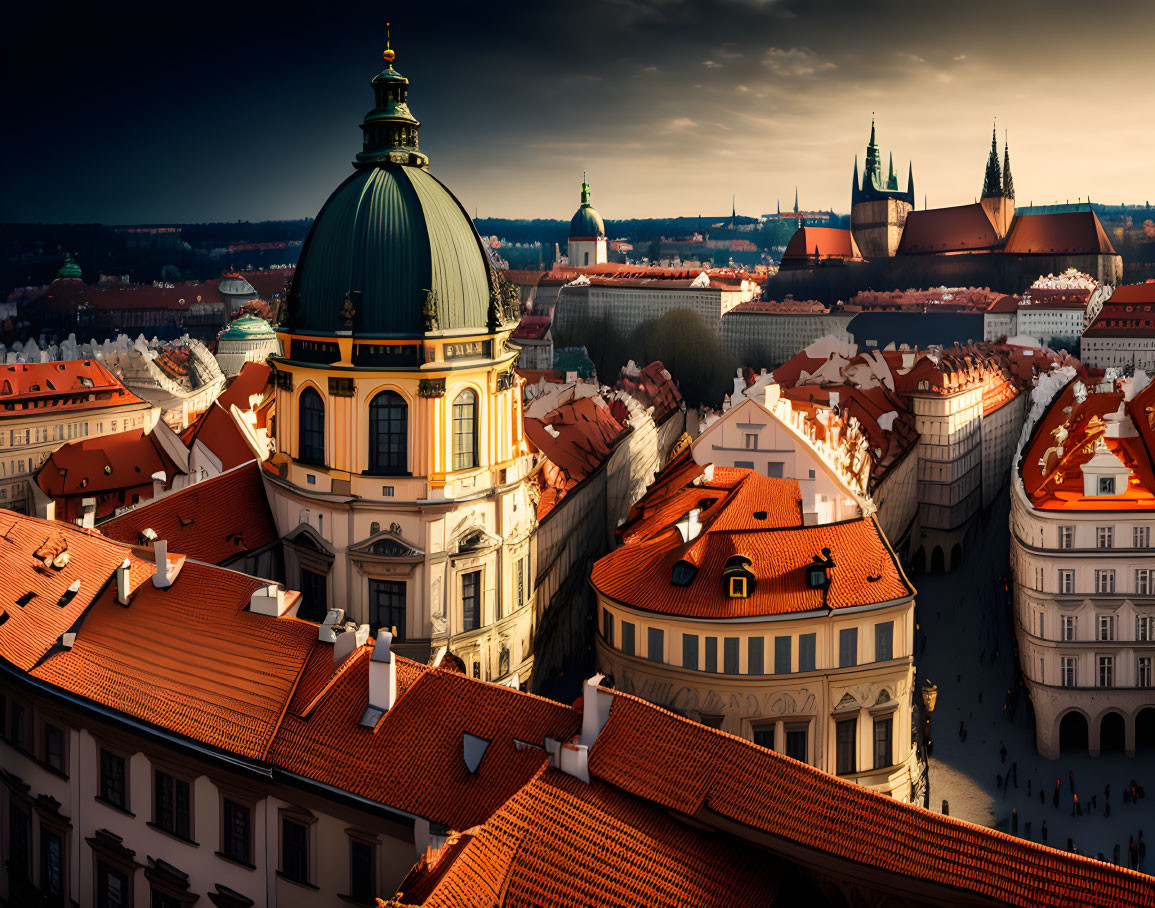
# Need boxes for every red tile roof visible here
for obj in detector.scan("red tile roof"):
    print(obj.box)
[615,360,683,423]
[587,691,1155,908]
[1084,282,1155,337]
[0,359,147,418]
[510,314,551,341]
[215,361,272,414]
[1003,210,1117,255]
[593,465,913,618]
[401,767,779,908]
[0,514,153,671]
[98,461,276,565]
[728,297,828,314]
[781,226,861,262]
[34,561,318,760]
[36,428,181,514]
[897,203,1000,254]
[987,293,1021,314]
[180,401,262,470]
[237,268,293,300]
[268,658,580,829]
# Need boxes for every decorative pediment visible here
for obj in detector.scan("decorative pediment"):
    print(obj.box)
[454,526,502,555]
[348,528,425,560]
[284,523,334,557]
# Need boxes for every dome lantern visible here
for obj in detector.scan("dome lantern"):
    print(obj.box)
[569,172,606,239]
[356,24,428,169]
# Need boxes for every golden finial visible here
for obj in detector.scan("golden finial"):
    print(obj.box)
[383,22,395,64]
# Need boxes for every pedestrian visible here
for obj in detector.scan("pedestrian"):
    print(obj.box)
[1000,742,1007,764]
[1042,820,1048,844]
[1012,808,1018,834]
[1130,836,1139,870]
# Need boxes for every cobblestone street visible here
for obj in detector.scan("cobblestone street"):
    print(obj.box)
[918,495,1155,868]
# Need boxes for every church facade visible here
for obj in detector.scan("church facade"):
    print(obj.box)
[262,41,537,686]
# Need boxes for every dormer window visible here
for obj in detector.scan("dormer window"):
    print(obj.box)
[671,561,697,586]
[1099,476,1116,495]
[722,555,755,599]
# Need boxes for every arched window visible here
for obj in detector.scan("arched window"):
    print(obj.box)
[452,389,478,471]
[298,387,325,465]
[369,390,408,474]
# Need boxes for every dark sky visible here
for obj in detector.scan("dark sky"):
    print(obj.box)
[4,0,1153,224]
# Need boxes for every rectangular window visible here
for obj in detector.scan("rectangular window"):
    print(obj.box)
[752,722,775,750]
[1140,657,1153,689]
[1061,615,1077,642]
[516,558,526,611]
[774,636,791,674]
[369,579,406,640]
[785,723,808,762]
[682,633,698,670]
[281,817,309,884]
[1139,616,1155,641]
[835,718,857,774]
[744,433,758,450]
[1099,477,1116,495]
[873,715,893,770]
[838,627,858,667]
[222,799,251,865]
[44,723,65,774]
[1135,526,1151,548]
[748,637,764,674]
[1059,526,1074,549]
[1095,569,1116,595]
[10,702,26,750]
[874,621,894,662]
[1097,526,1113,548]
[734,460,755,470]
[40,826,63,899]
[799,633,816,672]
[349,838,376,905]
[647,627,664,663]
[154,770,191,840]
[705,636,718,673]
[1138,570,1152,597]
[766,461,784,478]
[602,609,613,646]
[1061,656,1078,688]
[621,621,635,657]
[723,637,740,674]
[461,570,481,632]
[99,750,127,810]
[1098,614,1116,641]
[1058,569,1074,594]
[1099,655,1114,688]
[8,802,31,881]
[96,860,128,908]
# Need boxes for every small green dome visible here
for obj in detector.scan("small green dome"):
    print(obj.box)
[569,179,605,239]
[221,315,275,340]
[286,42,494,339]
[57,253,82,280]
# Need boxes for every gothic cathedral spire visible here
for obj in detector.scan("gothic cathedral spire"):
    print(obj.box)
[982,124,1002,200]
[1002,134,1015,200]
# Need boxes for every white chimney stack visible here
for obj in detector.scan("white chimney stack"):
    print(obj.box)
[116,558,131,604]
[80,497,96,530]
[369,629,397,712]
[250,583,288,616]
[152,540,172,589]
[763,382,781,410]
[334,624,369,668]
[703,463,715,482]
[151,470,166,498]
[676,508,703,543]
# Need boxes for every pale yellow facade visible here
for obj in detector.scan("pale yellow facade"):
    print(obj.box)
[264,330,537,686]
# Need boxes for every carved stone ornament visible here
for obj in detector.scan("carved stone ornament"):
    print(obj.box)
[423,289,439,332]
[418,378,446,398]
[341,294,356,329]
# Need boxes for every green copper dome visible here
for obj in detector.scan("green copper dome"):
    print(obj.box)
[286,40,495,338]
[220,315,275,340]
[57,253,82,280]
[569,177,605,239]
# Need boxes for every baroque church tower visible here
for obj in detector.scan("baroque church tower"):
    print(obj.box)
[265,35,536,686]
[849,119,915,258]
[980,127,1016,238]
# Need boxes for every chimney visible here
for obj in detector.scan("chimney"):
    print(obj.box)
[334,623,369,668]
[249,583,288,616]
[676,508,702,543]
[152,540,172,589]
[580,673,614,747]
[116,558,131,605]
[80,497,96,530]
[369,629,397,712]
[763,382,781,410]
[317,607,346,642]
[703,463,715,482]
[151,470,166,498]
[829,390,840,410]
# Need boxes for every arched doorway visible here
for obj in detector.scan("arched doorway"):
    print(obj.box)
[931,547,945,573]
[950,544,963,572]
[1136,709,1155,751]
[1100,712,1126,753]
[1058,711,1089,754]
[910,547,926,575]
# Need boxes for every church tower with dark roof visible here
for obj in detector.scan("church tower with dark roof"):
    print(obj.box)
[980,126,1015,238]
[850,118,914,258]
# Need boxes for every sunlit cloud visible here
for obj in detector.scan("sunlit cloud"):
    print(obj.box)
[762,47,838,77]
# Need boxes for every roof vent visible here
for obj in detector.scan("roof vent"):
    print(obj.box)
[250,583,288,616]
[57,580,81,608]
[365,629,397,716]
[152,540,173,590]
[138,527,158,545]
[463,733,490,773]
[333,623,369,668]
[753,510,767,521]
[675,508,703,543]
[116,559,131,605]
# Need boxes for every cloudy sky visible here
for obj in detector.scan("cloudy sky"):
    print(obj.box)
[4,0,1153,224]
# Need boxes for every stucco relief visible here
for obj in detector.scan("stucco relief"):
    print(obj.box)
[430,575,445,636]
